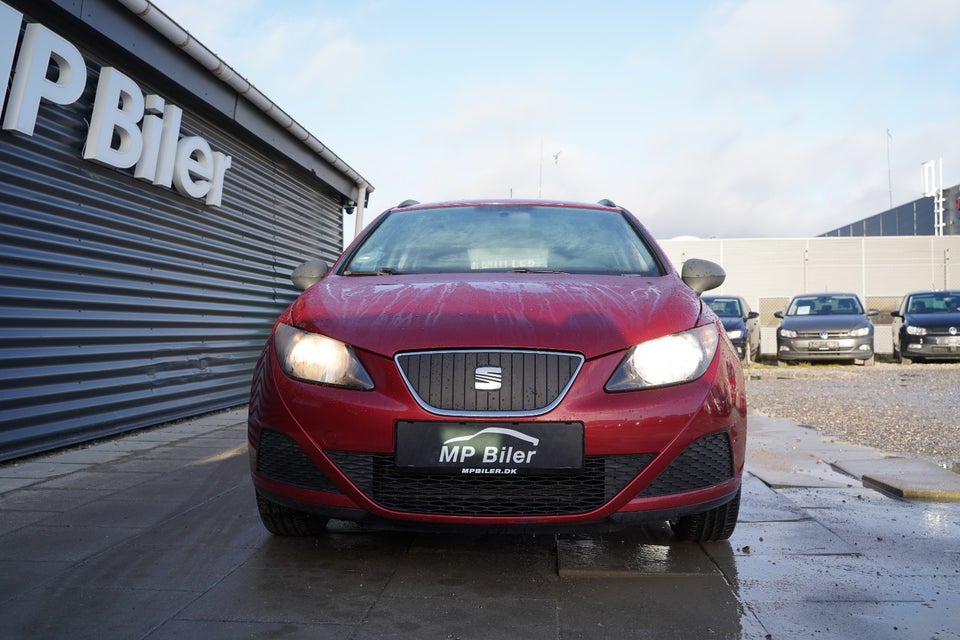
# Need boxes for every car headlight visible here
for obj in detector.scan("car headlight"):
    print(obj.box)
[848,326,871,337]
[726,329,744,339]
[605,325,718,391]
[906,325,926,336]
[273,323,374,389]
[779,328,797,338]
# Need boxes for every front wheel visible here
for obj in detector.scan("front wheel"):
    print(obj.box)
[670,489,740,542]
[256,490,329,536]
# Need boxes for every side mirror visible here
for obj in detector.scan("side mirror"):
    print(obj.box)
[747,311,759,320]
[774,311,784,319]
[291,259,330,290]
[867,308,880,317]
[680,259,725,295]
[891,310,902,318]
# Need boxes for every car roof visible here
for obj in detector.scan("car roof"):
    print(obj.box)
[790,292,860,299]
[904,289,960,295]
[387,198,624,213]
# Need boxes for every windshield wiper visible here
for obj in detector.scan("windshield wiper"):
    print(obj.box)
[343,267,405,276]
[509,268,568,274]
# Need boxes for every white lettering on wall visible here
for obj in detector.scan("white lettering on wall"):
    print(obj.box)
[84,66,145,168]
[0,1,234,207]
[3,22,85,135]
[0,3,24,112]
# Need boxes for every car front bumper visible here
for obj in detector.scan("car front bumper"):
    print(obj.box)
[248,341,747,528]
[777,336,874,361]
[901,334,960,359]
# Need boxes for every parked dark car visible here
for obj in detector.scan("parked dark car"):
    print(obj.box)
[248,199,746,541]
[703,295,760,364]
[891,290,960,363]
[774,292,878,365]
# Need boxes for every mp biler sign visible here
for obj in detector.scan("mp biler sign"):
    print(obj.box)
[0,1,233,206]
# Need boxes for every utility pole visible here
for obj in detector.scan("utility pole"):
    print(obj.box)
[538,140,543,199]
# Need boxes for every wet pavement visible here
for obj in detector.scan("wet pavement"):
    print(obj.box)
[0,408,958,639]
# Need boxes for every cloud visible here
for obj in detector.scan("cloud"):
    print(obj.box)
[696,0,855,81]
[148,0,960,242]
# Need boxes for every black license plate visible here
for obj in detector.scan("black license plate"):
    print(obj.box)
[395,422,583,475]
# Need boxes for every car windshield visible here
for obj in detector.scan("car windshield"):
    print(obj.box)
[787,295,863,316]
[706,298,742,318]
[341,205,664,276]
[906,292,960,314]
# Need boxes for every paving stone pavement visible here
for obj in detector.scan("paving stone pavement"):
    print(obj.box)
[0,408,957,639]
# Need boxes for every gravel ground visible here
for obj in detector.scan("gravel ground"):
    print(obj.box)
[745,361,960,467]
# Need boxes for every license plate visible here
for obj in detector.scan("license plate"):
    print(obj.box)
[809,341,837,350]
[395,421,583,474]
[943,337,960,347]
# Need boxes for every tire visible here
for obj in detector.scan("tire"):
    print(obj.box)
[670,488,740,542]
[256,490,329,536]
[894,340,914,364]
[856,355,875,367]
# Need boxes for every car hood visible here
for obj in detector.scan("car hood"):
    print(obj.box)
[286,273,703,358]
[779,314,870,331]
[904,311,960,328]
[719,317,746,332]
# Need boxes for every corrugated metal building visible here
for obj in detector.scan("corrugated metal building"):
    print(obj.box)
[821,185,960,237]
[0,0,372,460]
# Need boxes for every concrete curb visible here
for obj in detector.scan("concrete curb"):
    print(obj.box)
[747,412,960,502]
[833,457,960,501]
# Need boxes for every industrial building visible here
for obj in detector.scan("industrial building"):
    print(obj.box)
[0,0,372,460]
[821,181,960,237]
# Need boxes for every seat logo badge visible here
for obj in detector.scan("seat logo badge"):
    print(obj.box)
[474,366,502,390]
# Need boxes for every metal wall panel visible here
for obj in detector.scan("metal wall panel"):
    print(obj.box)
[820,196,956,237]
[0,49,344,460]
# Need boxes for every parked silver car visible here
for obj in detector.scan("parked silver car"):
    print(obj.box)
[774,293,878,366]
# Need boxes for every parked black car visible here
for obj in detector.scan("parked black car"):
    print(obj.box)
[774,293,878,366]
[891,290,960,363]
[703,295,760,364]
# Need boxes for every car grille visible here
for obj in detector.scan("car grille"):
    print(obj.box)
[636,432,733,497]
[326,451,655,516]
[794,330,852,339]
[256,429,341,493]
[395,349,584,416]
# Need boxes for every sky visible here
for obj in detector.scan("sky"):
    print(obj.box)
[150,0,960,240]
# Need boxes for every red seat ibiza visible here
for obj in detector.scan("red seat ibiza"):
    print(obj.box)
[248,199,746,540]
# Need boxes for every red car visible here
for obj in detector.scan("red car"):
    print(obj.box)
[248,199,746,541]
